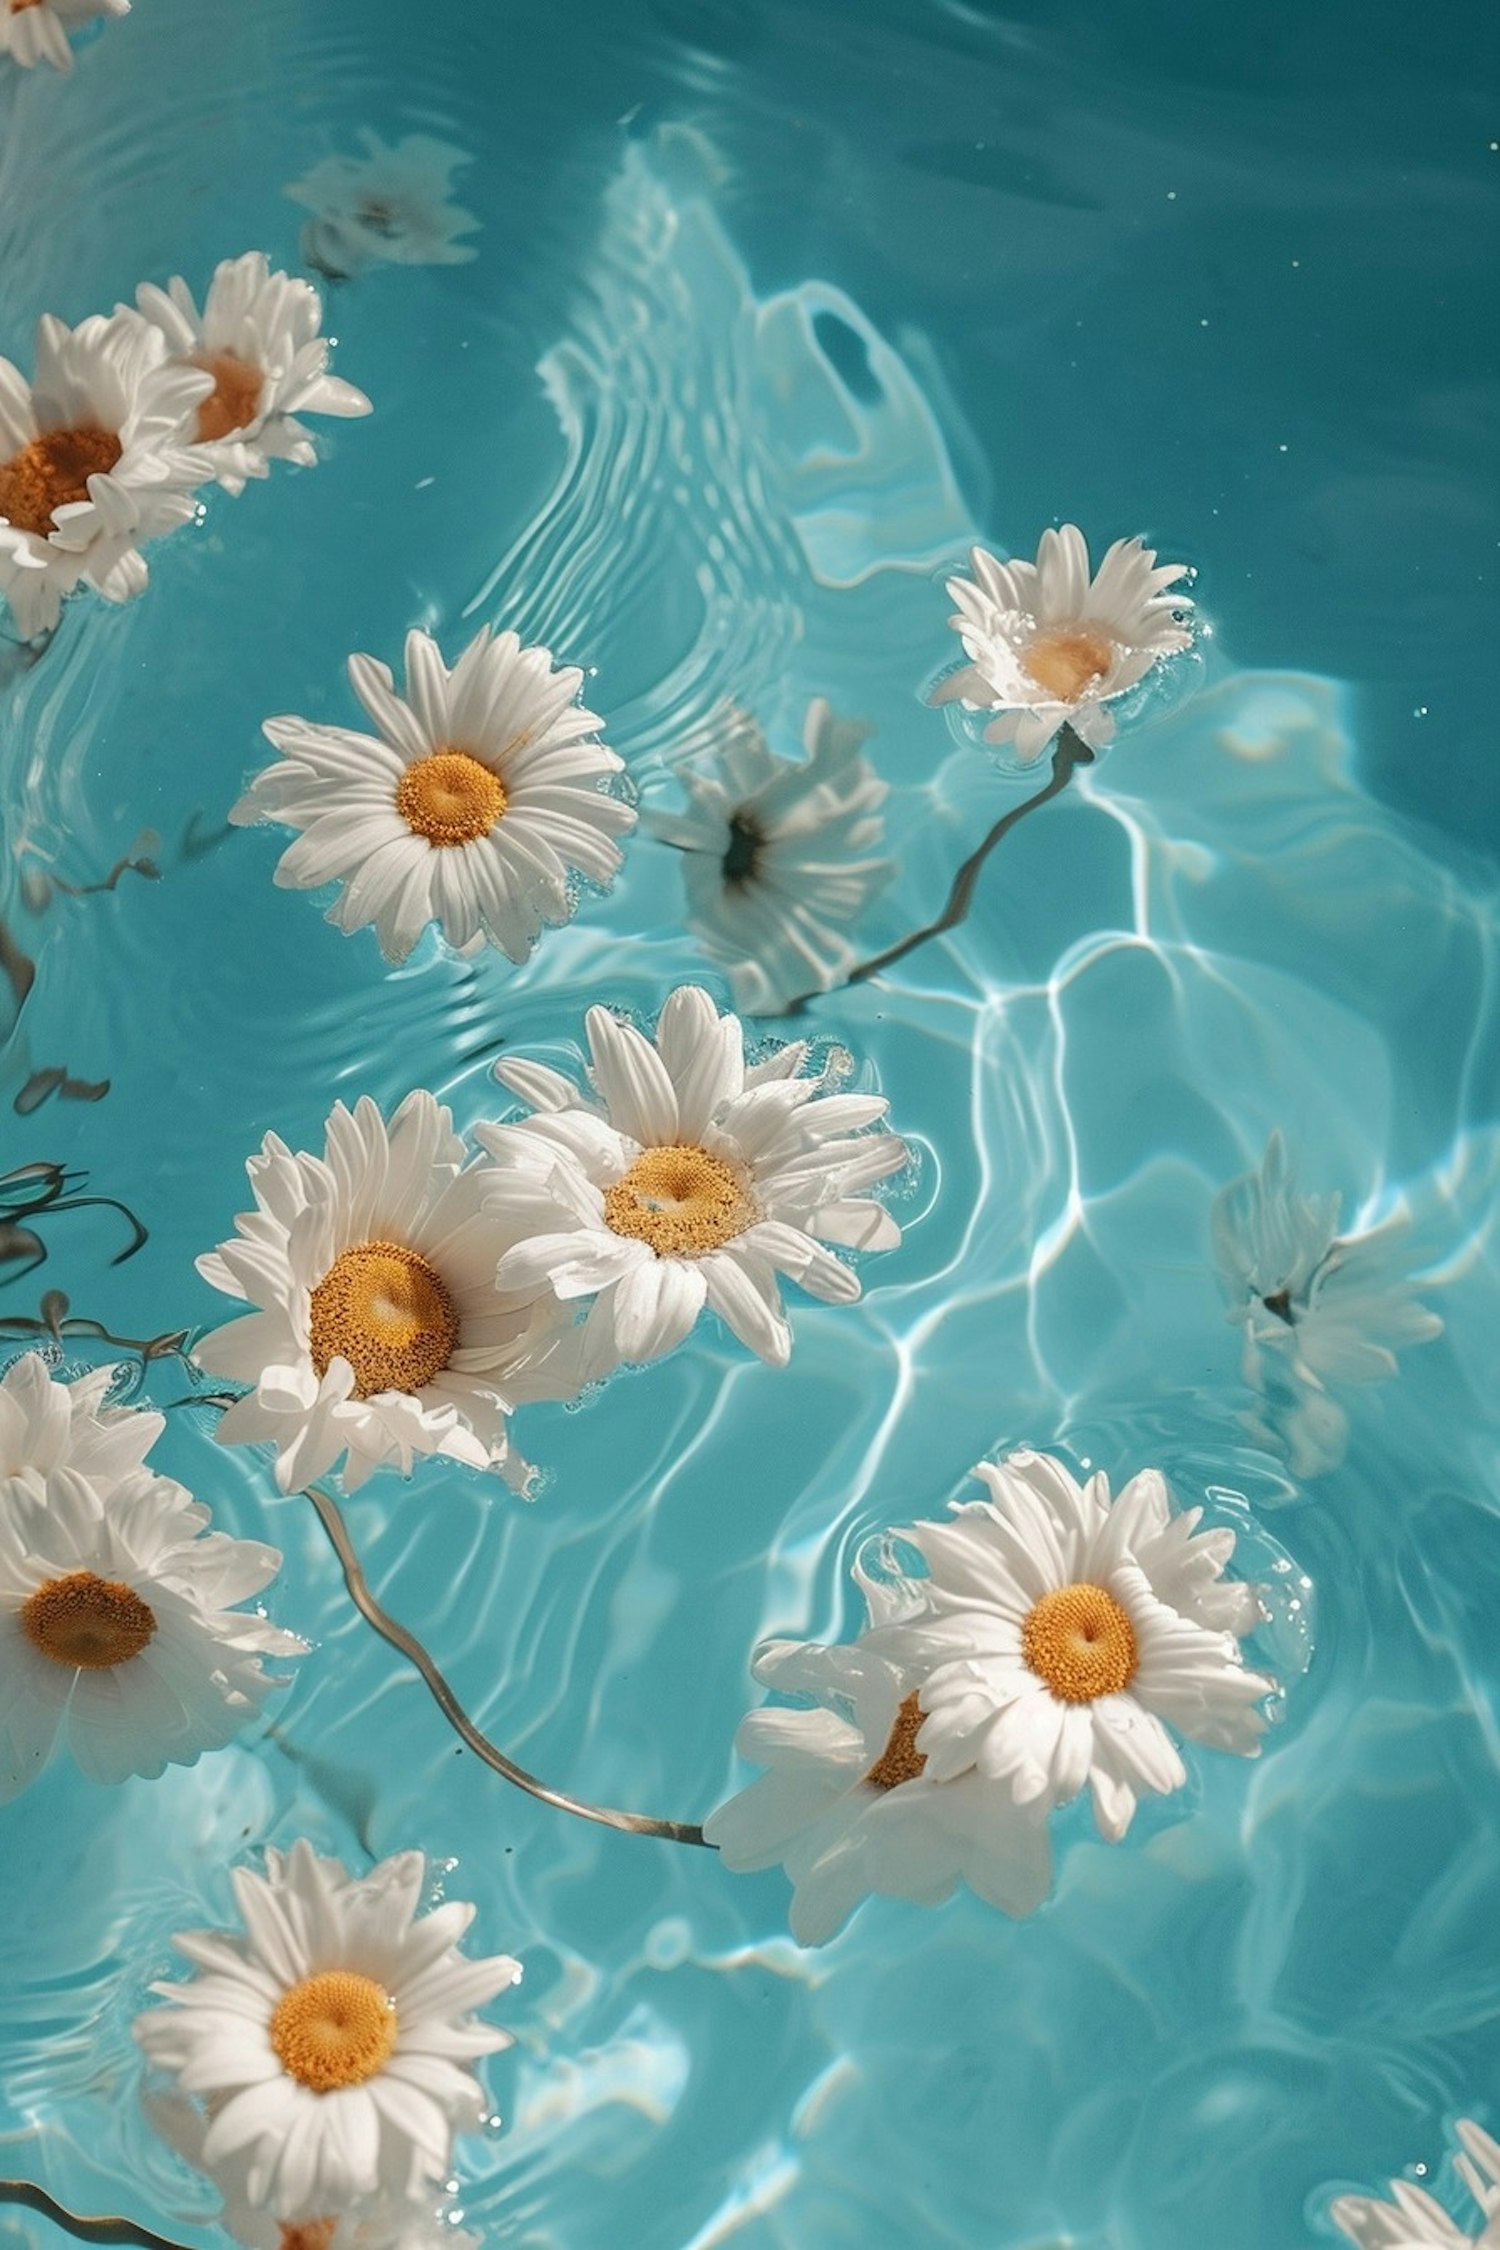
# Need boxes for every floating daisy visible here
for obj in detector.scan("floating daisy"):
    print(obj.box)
[644,700,893,1015]
[235,626,633,964]
[196,1091,583,1494]
[864,1451,1273,1840]
[0,0,127,74]
[0,1350,161,1496]
[477,984,907,1377]
[135,1841,519,2221]
[286,133,480,282]
[1211,1132,1444,1478]
[932,525,1193,764]
[1332,2117,1500,2247]
[0,312,209,637]
[133,253,371,497]
[0,1461,302,1798]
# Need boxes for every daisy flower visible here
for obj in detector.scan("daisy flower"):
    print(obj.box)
[0,1461,303,1798]
[1211,1132,1444,1478]
[931,525,1193,764]
[1332,2118,1500,2247]
[0,1349,162,1496]
[235,626,634,964]
[0,312,209,638]
[644,699,893,1014]
[132,253,371,498]
[476,983,907,1377]
[864,1450,1274,1841]
[195,1090,584,1495]
[134,1841,519,2221]
[285,133,480,283]
[0,0,127,75]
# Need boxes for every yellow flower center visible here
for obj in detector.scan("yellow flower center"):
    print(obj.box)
[10,1,47,12]
[279,2223,338,2250]
[1021,624,1117,703]
[20,1570,157,1669]
[395,750,507,846]
[1021,1582,1139,1704]
[602,1144,756,1259]
[308,1239,460,1398]
[0,425,123,538]
[269,1971,397,2093]
[191,350,266,442]
[864,1691,928,1791]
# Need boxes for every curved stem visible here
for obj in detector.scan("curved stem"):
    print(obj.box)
[304,1485,712,1850]
[787,723,1094,1011]
[0,2182,191,2250]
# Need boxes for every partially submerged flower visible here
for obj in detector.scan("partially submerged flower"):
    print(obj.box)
[133,253,371,496]
[285,133,480,282]
[195,1091,584,1493]
[644,699,893,1014]
[0,1350,161,1496]
[1211,1131,1443,1477]
[477,984,907,1377]
[0,312,208,637]
[0,0,128,75]
[0,1459,303,1797]
[135,1841,519,2221]
[932,525,1193,764]
[1331,2116,1500,2247]
[236,626,633,964]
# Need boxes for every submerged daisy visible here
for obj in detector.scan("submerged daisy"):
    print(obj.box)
[133,253,371,497]
[644,700,893,1015]
[932,525,1193,764]
[286,133,480,282]
[0,1462,302,1797]
[1331,2117,1500,2247]
[0,312,208,637]
[1211,1132,1443,1477]
[864,1451,1273,1840]
[0,0,127,74]
[235,626,633,964]
[477,984,907,1377]
[135,1842,519,2221]
[0,1350,162,1495]
[195,1090,583,1493]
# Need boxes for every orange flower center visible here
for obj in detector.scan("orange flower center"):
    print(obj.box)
[0,425,122,538]
[10,1,48,12]
[191,350,266,443]
[1021,1582,1139,1703]
[1021,625,1117,703]
[602,1144,756,1259]
[308,1239,459,1398]
[269,1971,397,2093]
[279,2223,338,2250]
[395,750,507,846]
[20,1570,157,1669]
[864,1692,928,1790]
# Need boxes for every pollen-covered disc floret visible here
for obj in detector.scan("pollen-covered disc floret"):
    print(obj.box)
[194,1090,586,1495]
[134,1841,521,2223]
[0,0,127,74]
[477,983,908,1380]
[931,525,1194,765]
[234,626,634,964]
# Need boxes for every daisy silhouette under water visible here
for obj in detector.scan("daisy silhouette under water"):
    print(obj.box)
[286,133,480,281]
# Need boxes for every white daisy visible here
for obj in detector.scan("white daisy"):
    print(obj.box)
[644,699,893,1015]
[0,1460,303,1798]
[0,0,127,75]
[132,254,372,498]
[0,1348,162,1496]
[235,626,634,965]
[0,311,209,638]
[1211,1132,1444,1478]
[931,524,1193,764]
[864,1450,1273,1840]
[286,133,480,283]
[705,1628,1052,1948]
[476,984,907,1377]
[195,1090,584,1495]
[134,1841,519,2221]
[1332,2119,1500,2248]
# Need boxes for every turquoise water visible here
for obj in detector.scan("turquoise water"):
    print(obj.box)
[2,4,1498,2248]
